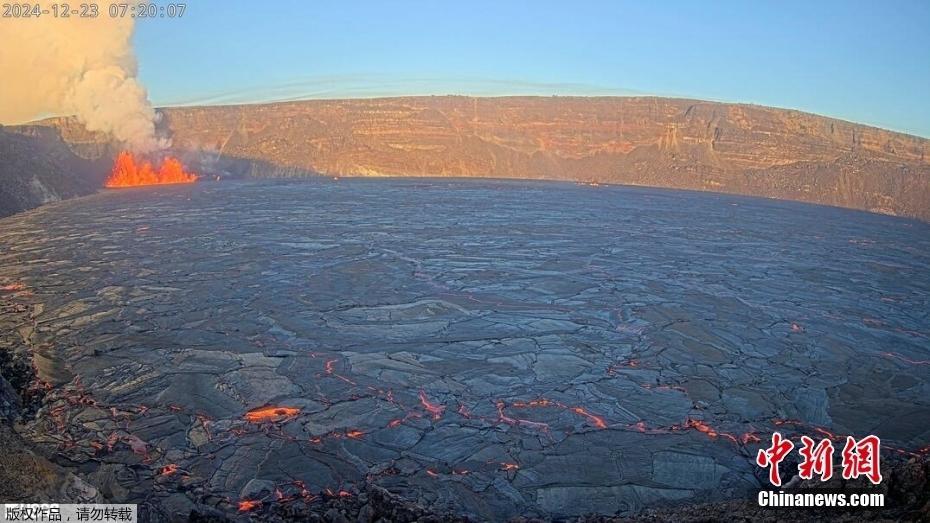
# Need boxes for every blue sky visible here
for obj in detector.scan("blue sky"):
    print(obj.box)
[136,0,930,137]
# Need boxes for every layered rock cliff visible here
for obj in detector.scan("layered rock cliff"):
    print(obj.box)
[0,125,108,218]
[5,96,930,220]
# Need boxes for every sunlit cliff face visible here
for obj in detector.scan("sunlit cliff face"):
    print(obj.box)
[105,151,197,187]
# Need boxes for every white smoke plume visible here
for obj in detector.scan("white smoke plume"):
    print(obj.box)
[0,14,168,152]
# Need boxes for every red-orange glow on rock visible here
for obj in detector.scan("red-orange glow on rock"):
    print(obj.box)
[105,151,197,188]
[882,351,930,365]
[244,406,300,423]
[323,488,352,498]
[295,481,316,501]
[418,390,445,419]
[237,499,261,512]
[457,404,472,418]
[105,432,119,452]
[125,435,148,457]
[682,418,739,443]
[571,406,608,429]
[627,420,677,435]
[0,283,26,292]
[321,359,358,385]
[888,445,926,459]
[509,398,607,429]
[495,401,550,431]
[740,432,762,444]
[157,464,179,476]
[687,418,719,438]
[814,426,839,440]
[500,462,520,471]
[607,359,640,375]
[385,410,422,429]
[345,429,365,440]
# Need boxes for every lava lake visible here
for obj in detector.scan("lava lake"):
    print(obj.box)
[1,178,928,520]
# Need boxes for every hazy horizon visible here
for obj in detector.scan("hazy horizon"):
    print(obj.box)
[148,91,929,140]
[130,0,930,138]
[25,92,929,141]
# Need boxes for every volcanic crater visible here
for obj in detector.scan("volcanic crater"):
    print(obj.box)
[1,178,929,520]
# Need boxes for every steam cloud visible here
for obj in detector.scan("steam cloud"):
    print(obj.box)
[0,15,168,152]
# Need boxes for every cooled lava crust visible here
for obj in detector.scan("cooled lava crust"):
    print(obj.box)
[1,178,928,521]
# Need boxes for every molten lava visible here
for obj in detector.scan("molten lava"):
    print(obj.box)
[418,390,446,419]
[244,406,300,423]
[571,406,608,429]
[157,464,179,476]
[105,151,197,188]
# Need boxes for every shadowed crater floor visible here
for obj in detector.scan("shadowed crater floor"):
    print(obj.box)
[1,179,928,520]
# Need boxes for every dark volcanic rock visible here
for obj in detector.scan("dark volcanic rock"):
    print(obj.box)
[0,179,928,521]
[609,455,930,522]
[0,124,108,218]
[0,424,102,504]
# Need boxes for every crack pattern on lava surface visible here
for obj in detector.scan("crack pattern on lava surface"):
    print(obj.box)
[2,180,929,520]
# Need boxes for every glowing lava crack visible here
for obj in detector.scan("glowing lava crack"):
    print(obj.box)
[244,406,301,423]
[3,180,929,521]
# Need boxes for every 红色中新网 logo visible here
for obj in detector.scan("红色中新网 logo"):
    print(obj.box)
[755,431,882,486]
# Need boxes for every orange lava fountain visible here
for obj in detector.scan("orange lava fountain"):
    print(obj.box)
[105,151,198,188]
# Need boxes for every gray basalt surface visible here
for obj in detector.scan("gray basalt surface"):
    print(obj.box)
[1,179,929,521]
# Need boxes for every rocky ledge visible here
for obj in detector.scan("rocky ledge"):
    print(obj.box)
[5,96,930,221]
